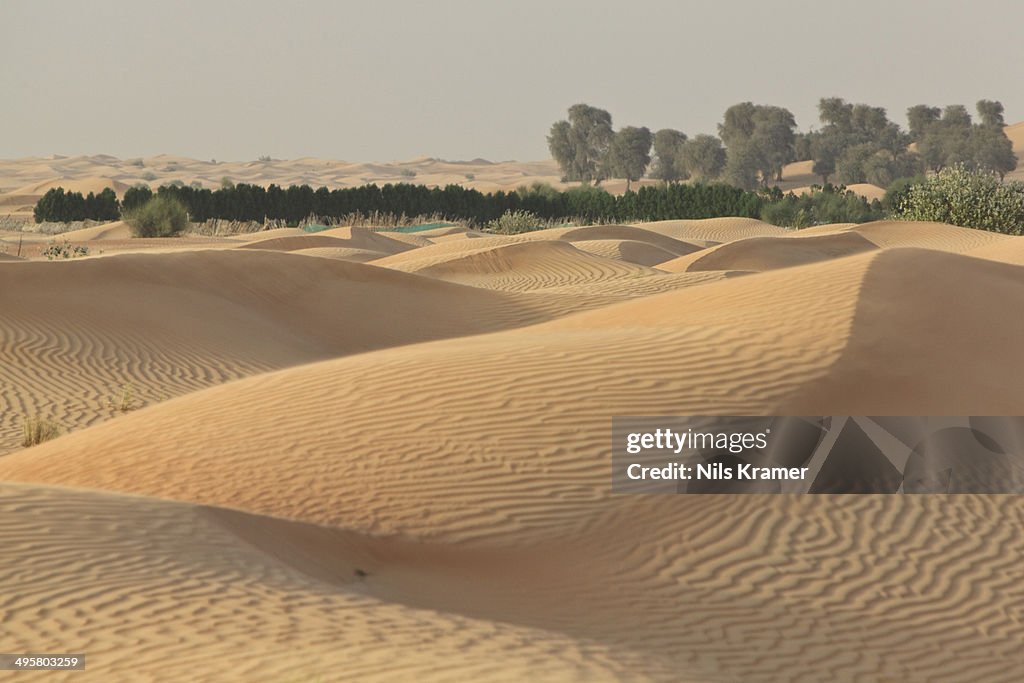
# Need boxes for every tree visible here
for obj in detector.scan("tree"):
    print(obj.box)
[837,143,881,184]
[906,104,941,142]
[85,188,120,220]
[971,126,1017,180]
[650,129,688,183]
[976,99,1006,128]
[718,102,796,187]
[679,135,726,181]
[606,126,653,191]
[547,104,614,184]
[122,185,154,213]
[722,142,762,190]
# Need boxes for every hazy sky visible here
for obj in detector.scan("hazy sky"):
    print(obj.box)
[1,0,1021,161]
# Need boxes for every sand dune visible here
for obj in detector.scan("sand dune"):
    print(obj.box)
[60,220,133,241]
[238,233,374,251]
[1,483,648,683]
[658,231,877,273]
[0,250,564,453]
[2,216,1023,681]
[845,220,1011,252]
[571,239,681,266]
[536,224,702,255]
[0,250,893,532]
[388,239,662,291]
[11,175,131,197]
[969,235,1024,265]
[4,248,1021,527]
[291,245,390,262]
[4,481,1022,683]
[631,217,789,242]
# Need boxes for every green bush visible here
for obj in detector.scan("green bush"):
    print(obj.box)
[882,175,925,214]
[42,239,90,260]
[485,210,544,234]
[760,185,884,227]
[125,195,190,237]
[897,164,1024,234]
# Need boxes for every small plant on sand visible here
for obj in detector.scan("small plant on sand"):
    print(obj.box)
[124,195,189,237]
[21,415,62,448]
[485,209,543,234]
[398,168,417,179]
[42,239,89,260]
[108,382,138,412]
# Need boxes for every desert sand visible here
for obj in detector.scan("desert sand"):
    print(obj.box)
[1,217,1023,682]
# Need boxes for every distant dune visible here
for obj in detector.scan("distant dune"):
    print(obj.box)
[2,216,1023,681]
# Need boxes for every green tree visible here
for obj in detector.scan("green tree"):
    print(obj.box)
[650,129,688,183]
[680,134,726,181]
[906,104,941,142]
[547,104,614,184]
[121,185,154,213]
[718,102,796,187]
[976,99,1006,127]
[606,126,653,191]
[971,125,1017,180]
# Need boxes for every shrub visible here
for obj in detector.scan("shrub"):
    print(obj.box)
[125,195,189,237]
[760,184,884,227]
[398,169,417,179]
[897,164,1024,234]
[108,382,138,412]
[485,210,544,234]
[142,171,157,181]
[882,175,925,214]
[21,415,62,447]
[42,239,89,259]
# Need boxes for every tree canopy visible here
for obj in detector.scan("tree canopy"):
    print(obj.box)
[547,104,614,184]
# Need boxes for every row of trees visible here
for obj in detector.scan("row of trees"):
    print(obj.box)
[547,99,1018,191]
[35,180,767,225]
[32,187,120,222]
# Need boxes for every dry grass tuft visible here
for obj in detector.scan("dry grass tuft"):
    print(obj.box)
[21,415,62,448]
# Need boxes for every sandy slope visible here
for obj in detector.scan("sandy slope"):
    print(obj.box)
[571,239,680,266]
[0,250,564,454]
[393,239,662,292]
[658,232,878,272]
[2,219,1024,681]
[4,482,1022,683]
[969,235,1024,265]
[0,251,896,533]
[631,217,789,242]
[60,220,133,241]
